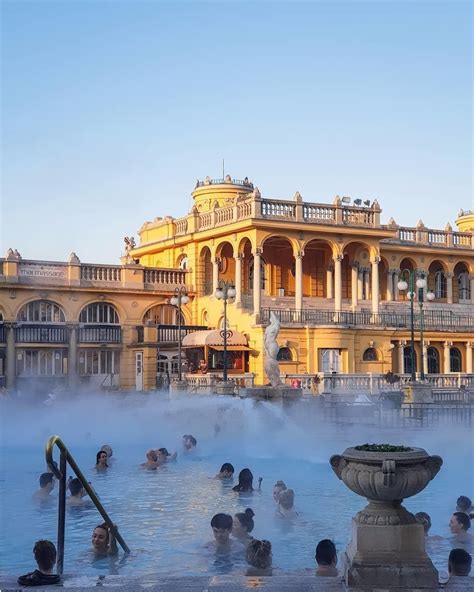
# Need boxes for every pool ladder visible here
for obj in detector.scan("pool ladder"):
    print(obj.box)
[45,435,130,574]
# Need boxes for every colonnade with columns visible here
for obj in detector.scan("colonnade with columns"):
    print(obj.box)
[395,340,473,374]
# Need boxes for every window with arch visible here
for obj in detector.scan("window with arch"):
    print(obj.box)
[179,255,189,270]
[144,304,184,325]
[450,347,462,372]
[403,346,417,375]
[427,347,440,374]
[79,303,119,324]
[277,347,293,362]
[457,271,470,301]
[18,301,65,323]
[362,347,378,362]
[434,269,447,299]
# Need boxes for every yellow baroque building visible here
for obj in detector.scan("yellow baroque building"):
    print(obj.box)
[0,176,473,393]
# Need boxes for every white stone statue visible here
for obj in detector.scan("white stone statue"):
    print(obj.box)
[264,311,282,387]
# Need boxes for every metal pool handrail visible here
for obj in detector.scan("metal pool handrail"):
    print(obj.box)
[45,435,130,573]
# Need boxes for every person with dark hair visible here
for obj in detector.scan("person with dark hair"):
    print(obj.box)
[101,445,113,462]
[155,447,177,464]
[210,513,234,550]
[449,548,472,576]
[449,512,472,548]
[245,539,272,576]
[415,511,432,534]
[315,539,338,577]
[67,477,85,506]
[233,468,261,492]
[232,508,255,543]
[33,473,55,500]
[182,434,197,451]
[456,495,473,516]
[95,450,108,470]
[18,539,60,586]
[272,480,287,504]
[215,463,234,480]
[91,523,118,559]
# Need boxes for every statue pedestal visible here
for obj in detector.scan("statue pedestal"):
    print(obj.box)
[344,513,438,590]
[239,387,302,399]
[402,382,433,403]
[215,382,236,396]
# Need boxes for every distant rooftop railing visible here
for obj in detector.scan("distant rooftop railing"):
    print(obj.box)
[195,177,254,189]
[385,226,473,249]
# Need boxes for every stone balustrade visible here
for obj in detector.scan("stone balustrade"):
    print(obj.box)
[388,226,473,249]
[0,259,190,291]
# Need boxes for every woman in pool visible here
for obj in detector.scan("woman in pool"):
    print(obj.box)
[91,523,118,559]
[95,450,108,471]
[232,469,262,493]
[272,480,287,503]
[245,539,272,576]
[277,488,298,520]
[232,508,255,543]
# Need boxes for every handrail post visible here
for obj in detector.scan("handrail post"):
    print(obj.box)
[57,449,67,574]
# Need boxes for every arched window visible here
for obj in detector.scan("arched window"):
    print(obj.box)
[427,347,440,374]
[434,269,447,299]
[144,304,184,325]
[179,255,189,270]
[362,347,378,361]
[18,301,65,323]
[450,347,462,372]
[403,346,417,375]
[458,271,470,301]
[79,303,119,324]
[277,347,293,361]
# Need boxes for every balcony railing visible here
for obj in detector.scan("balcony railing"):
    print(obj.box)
[388,227,473,249]
[157,324,207,344]
[78,325,122,343]
[15,325,68,343]
[259,308,474,332]
[195,178,254,189]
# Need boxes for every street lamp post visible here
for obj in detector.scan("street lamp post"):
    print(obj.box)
[215,280,236,383]
[397,270,434,381]
[170,286,189,383]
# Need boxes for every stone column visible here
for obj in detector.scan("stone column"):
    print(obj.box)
[326,266,333,300]
[351,264,359,309]
[67,324,79,388]
[252,249,262,315]
[295,250,304,311]
[444,341,452,373]
[386,270,394,301]
[446,272,453,304]
[398,340,405,374]
[357,270,364,301]
[212,258,220,295]
[364,269,370,301]
[334,255,343,312]
[470,275,474,303]
[394,270,400,301]
[466,342,473,374]
[234,254,243,307]
[5,323,16,389]
[422,341,429,376]
[371,257,380,314]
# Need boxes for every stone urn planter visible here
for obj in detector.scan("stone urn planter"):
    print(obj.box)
[330,444,442,590]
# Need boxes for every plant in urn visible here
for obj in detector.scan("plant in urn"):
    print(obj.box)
[330,444,442,590]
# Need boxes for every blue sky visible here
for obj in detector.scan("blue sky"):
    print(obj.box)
[1,1,472,263]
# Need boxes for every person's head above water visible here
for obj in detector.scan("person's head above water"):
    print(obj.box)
[156,448,170,461]
[96,450,108,467]
[457,496,472,513]
[315,539,337,566]
[146,449,157,462]
[68,478,84,497]
[278,488,295,510]
[415,512,432,534]
[450,512,471,534]
[101,445,113,459]
[233,508,255,538]
[449,548,472,576]
[219,463,234,478]
[39,473,54,491]
[273,480,287,503]
[246,539,272,569]
[182,435,197,450]
[33,540,57,573]
[233,468,253,492]
[92,523,110,554]
[210,513,233,545]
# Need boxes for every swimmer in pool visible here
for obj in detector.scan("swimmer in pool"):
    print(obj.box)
[156,447,177,464]
[215,463,235,480]
[272,480,287,504]
[33,473,55,500]
[277,488,298,520]
[140,449,159,470]
[91,523,118,559]
[315,539,338,577]
[449,512,472,550]
[101,445,114,462]
[182,434,197,452]
[208,513,239,552]
[66,478,88,506]
[95,450,108,471]
[245,539,272,576]
[232,508,255,544]
[232,468,262,493]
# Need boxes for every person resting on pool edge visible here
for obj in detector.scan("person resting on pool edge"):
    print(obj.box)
[18,539,60,586]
